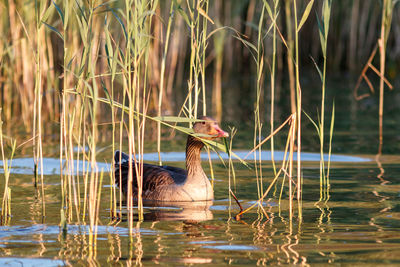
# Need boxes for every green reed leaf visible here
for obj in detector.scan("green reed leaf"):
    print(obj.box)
[233,35,257,53]
[42,21,64,41]
[40,5,54,28]
[310,56,323,82]
[327,102,335,179]
[261,0,273,20]
[322,0,332,39]
[101,80,111,102]
[297,0,314,32]
[173,0,190,27]
[66,56,74,70]
[110,8,127,40]
[203,139,250,168]
[329,103,335,145]
[64,0,70,28]
[75,0,88,24]
[154,116,201,123]
[104,17,113,69]
[52,0,64,26]
[223,137,230,157]
[176,6,190,26]
[94,0,117,11]
[315,12,326,57]
[303,110,320,136]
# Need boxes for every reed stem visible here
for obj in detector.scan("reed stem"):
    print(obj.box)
[157,1,174,165]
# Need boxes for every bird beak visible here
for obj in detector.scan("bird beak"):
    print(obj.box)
[215,125,229,138]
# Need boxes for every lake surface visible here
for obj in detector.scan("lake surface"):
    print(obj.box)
[1,148,400,265]
[1,79,400,265]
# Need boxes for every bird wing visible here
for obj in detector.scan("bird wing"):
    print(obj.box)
[161,165,187,176]
[114,151,186,194]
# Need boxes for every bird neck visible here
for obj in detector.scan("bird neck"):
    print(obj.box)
[185,135,205,177]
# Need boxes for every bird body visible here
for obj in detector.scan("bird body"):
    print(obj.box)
[114,117,228,202]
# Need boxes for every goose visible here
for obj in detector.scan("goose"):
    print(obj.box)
[114,116,228,202]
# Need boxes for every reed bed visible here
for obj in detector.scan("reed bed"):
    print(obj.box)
[2,1,400,126]
[0,0,398,247]
[0,108,16,225]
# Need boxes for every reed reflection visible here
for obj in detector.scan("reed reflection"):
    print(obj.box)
[150,222,165,265]
[251,216,276,263]
[375,153,389,186]
[237,210,311,265]
[58,224,98,265]
[148,219,213,265]
[107,229,122,263]
[28,193,47,258]
[133,222,143,266]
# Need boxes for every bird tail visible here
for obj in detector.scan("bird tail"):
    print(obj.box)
[114,150,130,165]
[114,150,130,187]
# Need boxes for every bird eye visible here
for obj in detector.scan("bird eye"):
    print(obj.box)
[201,121,206,125]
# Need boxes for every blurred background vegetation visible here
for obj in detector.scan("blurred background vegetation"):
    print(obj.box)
[0,0,398,136]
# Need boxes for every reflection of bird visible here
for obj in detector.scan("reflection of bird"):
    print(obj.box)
[114,116,228,202]
[144,201,214,222]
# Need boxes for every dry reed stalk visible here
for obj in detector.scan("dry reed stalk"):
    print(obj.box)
[200,0,212,117]
[57,0,71,225]
[269,0,279,176]
[212,27,224,122]
[227,127,237,216]
[312,0,333,202]
[284,0,296,115]
[178,0,211,123]
[157,1,175,165]
[352,0,395,155]
[206,147,215,187]
[0,108,16,225]
[124,0,136,231]
[278,130,292,216]
[119,0,158,229]
[166,14,184,111]
[31,0,48,218]
[292,0,315,222]
[237,114,295,220]
[326,104,335,199]
[378,0,394,154]
[104,19,119,220]
[288,113,296,223]
[254,5,265,199]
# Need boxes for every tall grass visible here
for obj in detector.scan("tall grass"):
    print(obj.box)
[33,0,47,219]
[284,0,296,115]
[269,0,279,176]
[306,0,334,201]
[292,0,313,222]
[2,1,400,127]
[237,114,296,220]
[0,0,398,234]
[183,0,212,121]
[0,108,16,225]
[352,1,396,158]
[318,0,333,201]
[378,0,395,154]
[156,1,174,165]
[254,2,265,201]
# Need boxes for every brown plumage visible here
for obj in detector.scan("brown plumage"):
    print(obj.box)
[114,116,229,202]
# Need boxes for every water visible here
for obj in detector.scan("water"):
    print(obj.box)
[1,79,400,265]
[1,149,400,265]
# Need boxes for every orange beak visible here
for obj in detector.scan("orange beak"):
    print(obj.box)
[214,125,229,138]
